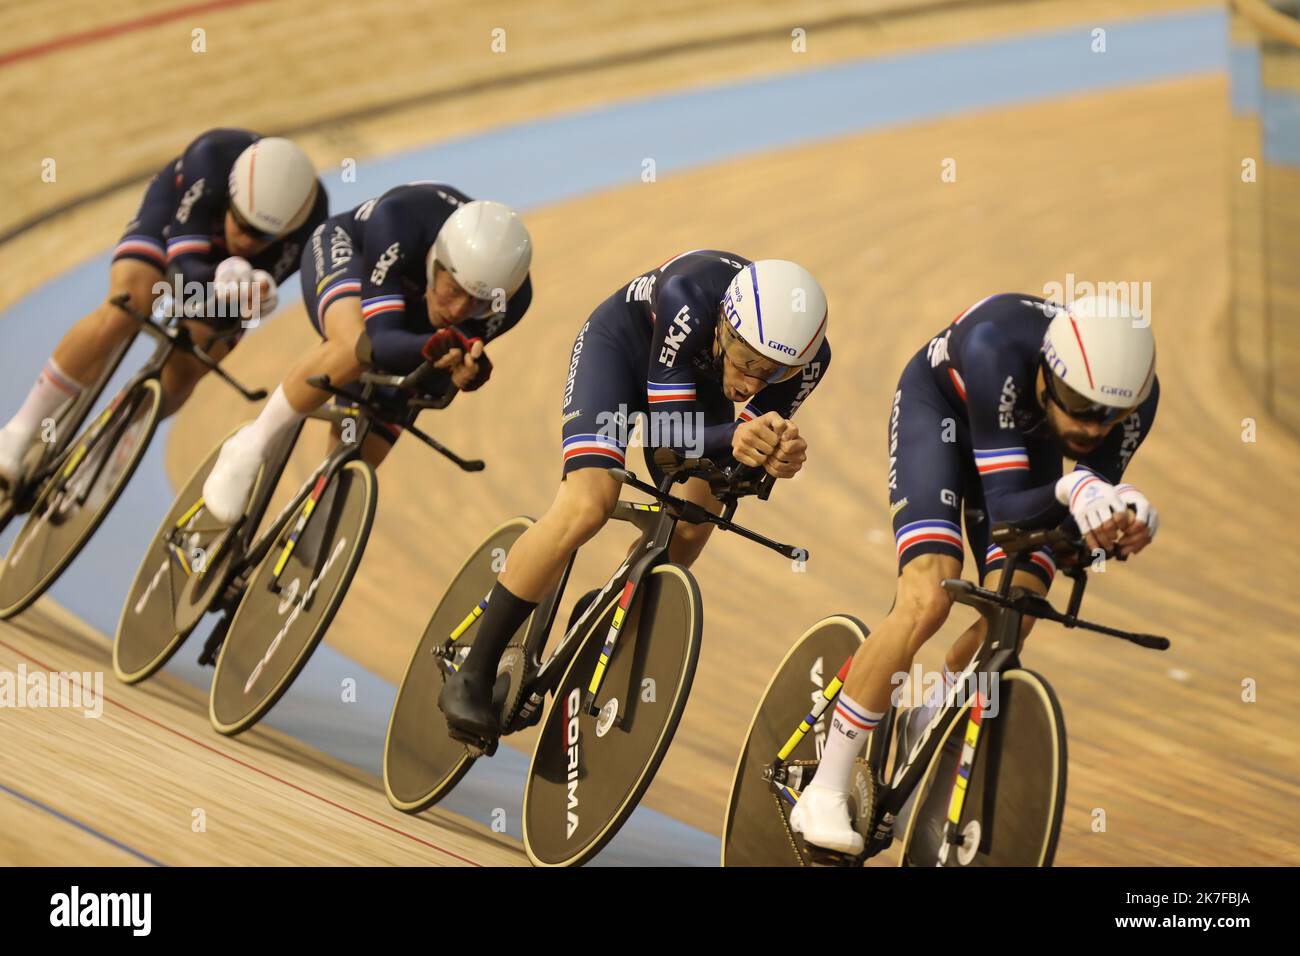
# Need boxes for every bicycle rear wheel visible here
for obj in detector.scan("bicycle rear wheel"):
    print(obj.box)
[722,615,871,867]
[113,423,257,684]
[899,667,1066,867]
[383,516,538,814]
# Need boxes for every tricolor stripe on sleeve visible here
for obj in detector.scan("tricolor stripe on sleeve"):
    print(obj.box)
[985,543,1056,581]
[647,381,696,404]
[895,519,962,558]
[165,235,212,260]
[974,447,1029,475]
[317,279,361,322]
[114,236,166,265]
[361,295,405,322]
[561,433,626,465]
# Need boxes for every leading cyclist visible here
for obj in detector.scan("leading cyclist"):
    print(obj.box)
[438,250,832,744]
[790,292,1161,855]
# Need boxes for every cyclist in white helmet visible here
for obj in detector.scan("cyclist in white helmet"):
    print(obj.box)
[0,129,325,489]
[438,251,832,744]
[789,292,1161,856]
[202,183,533,522]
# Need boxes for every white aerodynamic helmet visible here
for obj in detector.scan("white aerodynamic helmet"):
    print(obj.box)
[1040,294,1155,424]
[430,200,532,301]
[228,137,320,240]
[718,259,828,383]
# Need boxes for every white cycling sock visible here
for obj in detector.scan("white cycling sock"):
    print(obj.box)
[5,359,84,442]
[813,692,882,794]
[236,386,307,456]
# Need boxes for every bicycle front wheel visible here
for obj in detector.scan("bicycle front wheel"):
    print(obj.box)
[0,379,162,619]
[208,459,377,736]
[899,667,1067,867]
[523,563,701,867]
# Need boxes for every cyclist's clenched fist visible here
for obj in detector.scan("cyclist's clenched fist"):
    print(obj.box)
[733,411,807,478]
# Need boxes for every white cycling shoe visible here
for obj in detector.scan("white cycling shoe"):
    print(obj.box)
[0,426,33,489]
[789,783,865,856]
[201,429,263,525]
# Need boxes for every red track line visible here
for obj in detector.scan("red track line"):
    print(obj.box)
[0,635,484,866]
[0,0,269,70]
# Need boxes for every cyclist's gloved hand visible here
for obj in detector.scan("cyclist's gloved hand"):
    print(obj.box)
[207,256,252,319]
[456,342,492,392]
[421,328,462,364]
[247,269,278,321]
[1055,469,1131,553]
[1114,483,1158,555]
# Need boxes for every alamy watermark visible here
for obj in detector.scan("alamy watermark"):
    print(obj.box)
[597,405,707,459]
[891,664,1001,718]
[0,665,103,718]
[1041,273,1152,326]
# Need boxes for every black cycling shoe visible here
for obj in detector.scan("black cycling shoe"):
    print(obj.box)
[438,669,501,745]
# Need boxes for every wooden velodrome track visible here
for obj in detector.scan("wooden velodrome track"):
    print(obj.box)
[3,0,1298,866]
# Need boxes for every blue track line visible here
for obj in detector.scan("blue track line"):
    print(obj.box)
[0,780,166,866]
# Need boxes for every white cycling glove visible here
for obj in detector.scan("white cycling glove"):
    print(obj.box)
[212,258,278,322]
[1055,469,1127,535]
[1115,483,1159,540]
[248,269,278,319]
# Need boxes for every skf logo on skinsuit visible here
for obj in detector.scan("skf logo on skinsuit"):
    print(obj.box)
[565,687,582,839]
[370,242,401,285]
[244,537,349,695]
[1119,413,1141,469]
[273,243,299,283]
[788,361,820,416]
[176,178,205,224]
[998,375,1018,429]
[658,305,693,367]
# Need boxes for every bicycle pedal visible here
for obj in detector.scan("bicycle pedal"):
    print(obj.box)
[803,845,861,868]
[448,726,498,757]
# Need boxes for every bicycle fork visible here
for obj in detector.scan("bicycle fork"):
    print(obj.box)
[935,692,987,866]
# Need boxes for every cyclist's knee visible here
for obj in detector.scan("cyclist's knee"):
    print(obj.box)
[322,336,364,382]
[549,471,617,549]
[668,521,713,568]
[891,565,956,651]
[108,264,164,320]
